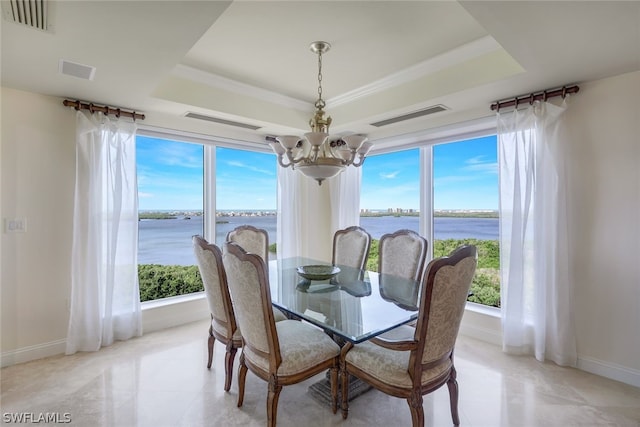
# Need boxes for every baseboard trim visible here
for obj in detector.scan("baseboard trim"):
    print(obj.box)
[1,339,66,368]
[577,355,640,388]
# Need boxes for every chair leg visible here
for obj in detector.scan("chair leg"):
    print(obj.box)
[267,376,282,427]
[407,391,424,427]
[341,368,350,419]
[330,366,338,414]
[237,354,248,408]
[447,367,460,426]
[224,342,237,392]
[207,326,215,369]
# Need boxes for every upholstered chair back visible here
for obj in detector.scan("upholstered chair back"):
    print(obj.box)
[332,226,372,270]
[226,225,270,270]
[414,245,477,368]
[378,229,428,281]
[193,235,235,339]
[223,241,280,369]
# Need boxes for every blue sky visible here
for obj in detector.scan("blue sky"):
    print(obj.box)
[361,135,498,210]
[136,135,497,211]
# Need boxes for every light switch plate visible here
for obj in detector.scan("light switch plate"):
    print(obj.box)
[5,218,27,233]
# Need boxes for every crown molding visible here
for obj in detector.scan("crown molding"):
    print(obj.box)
[173,64,312,112]
[327,36,502,109]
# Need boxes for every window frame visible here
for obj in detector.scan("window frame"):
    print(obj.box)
[136,125,276,304]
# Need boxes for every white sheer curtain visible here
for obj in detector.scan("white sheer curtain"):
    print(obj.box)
[66,110,141,354]
[276,166,302,259]
[497,99,576,366]
[328,166,362,233]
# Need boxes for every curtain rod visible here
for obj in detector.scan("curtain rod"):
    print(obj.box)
[490,85,579,112]
[63,99,145,121]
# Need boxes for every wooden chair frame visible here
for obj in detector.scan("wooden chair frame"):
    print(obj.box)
[341,245,477,426]
[193,235,241,392]
[224,242,339,427]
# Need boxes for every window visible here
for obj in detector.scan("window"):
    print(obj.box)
[360,136,500,308]
[136,135,205,302]
[214,147,277,254]
[135,135,278,302]
[433,135,500,308]
[360,148,420,270]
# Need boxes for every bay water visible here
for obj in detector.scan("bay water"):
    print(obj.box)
[139,215,498,266]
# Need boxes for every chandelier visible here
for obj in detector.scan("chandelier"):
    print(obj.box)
[268,41,372,185]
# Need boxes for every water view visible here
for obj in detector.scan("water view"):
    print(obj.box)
[138,214,499,266]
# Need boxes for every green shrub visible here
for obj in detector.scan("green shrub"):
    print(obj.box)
[138,264,204,302]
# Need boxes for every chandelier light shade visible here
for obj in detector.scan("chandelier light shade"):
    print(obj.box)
[268,41,372,185]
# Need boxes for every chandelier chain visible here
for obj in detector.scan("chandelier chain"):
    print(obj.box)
[317,50,323,104]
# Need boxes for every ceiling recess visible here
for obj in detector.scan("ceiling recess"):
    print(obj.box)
[370,105,449,127]
[185,112,262,131]
[2,0,48,31]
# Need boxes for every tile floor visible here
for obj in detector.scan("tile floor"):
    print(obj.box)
[1,320,639,426]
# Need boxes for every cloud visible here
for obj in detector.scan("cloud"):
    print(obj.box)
[226,160,274,176]
[379,171,400,179]
[463,156,498,174]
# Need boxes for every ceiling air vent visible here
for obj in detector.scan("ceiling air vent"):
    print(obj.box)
[185,112,262,131]
[370,105,448,127]
[2,0,49,31]
[59,59,96,80]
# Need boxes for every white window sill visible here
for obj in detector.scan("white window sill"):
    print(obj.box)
[465,301,500,318]
[141,292,206,311]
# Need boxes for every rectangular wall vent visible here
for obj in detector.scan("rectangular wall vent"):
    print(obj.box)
[185,112,261,131]
[2,0,48,31]
[59,60,96,80]
[370,105,448,127]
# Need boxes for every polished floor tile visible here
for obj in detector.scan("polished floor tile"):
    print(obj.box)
[2,321,639,426]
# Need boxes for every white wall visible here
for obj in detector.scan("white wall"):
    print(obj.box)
[2,72,639,387]
[564,71,640,383]
[1,88,75,364]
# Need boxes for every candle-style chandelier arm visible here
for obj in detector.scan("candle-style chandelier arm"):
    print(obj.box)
[350,141,373,167]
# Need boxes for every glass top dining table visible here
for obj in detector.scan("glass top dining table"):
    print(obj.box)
[268,257,421,344]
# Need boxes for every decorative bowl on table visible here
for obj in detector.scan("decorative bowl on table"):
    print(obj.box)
[296,265,341,281]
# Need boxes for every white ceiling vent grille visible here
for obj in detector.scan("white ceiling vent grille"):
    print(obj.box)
[185,112,262,131]
[370,105,449,127]
[59,59,96,80]
[2,0,48,31]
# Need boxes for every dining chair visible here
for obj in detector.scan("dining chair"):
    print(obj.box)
[226,225,270,275]
[340,245,478,426]
[223,241,341,427]
[378,229,428,282]
[192,235,286,392]
[332,226,372,270]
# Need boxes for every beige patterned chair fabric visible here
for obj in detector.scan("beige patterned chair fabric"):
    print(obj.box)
[226,225,269,274]
[192,235,285,393]
[378,229,428,282]
[340,245,477,427]
[223,241,341,427]
[332,226,372,270]
[226,225,288,321]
